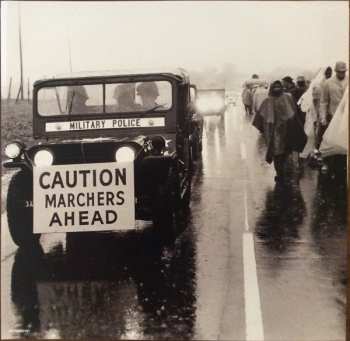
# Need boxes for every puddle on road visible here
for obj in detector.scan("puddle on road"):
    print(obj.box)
[254,168,347,340]
[4,227,198,339]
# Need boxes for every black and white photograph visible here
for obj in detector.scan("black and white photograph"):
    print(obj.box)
[1,1,348,339]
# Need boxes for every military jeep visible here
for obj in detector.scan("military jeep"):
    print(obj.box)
[4,69,201,248]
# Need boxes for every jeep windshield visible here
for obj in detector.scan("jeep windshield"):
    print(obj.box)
[37,80,172,116]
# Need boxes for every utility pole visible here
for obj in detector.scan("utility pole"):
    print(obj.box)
[27,78,30,102]
[16,3,24,103]
[7,77,12,102]
[68,34,73,74]
[66,19,73,74]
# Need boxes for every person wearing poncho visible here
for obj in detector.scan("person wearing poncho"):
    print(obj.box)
[252,81,269,115]
[320,62,348,122]
[319,86,348,181]
[253,80,306,184]
[242,82,253,115]
[320,86,348,156]
[242,75,260,115]
[300,85,322,158]
[298,66,335,150]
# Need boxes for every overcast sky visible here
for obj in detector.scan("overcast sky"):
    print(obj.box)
[1,1,349,91]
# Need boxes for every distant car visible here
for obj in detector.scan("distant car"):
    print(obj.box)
[196,88,227,117]
[3,69,202,247]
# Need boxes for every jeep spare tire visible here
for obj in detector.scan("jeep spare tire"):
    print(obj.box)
[7,171,40,248]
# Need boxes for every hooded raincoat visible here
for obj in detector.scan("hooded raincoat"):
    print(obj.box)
[253,84,306,163]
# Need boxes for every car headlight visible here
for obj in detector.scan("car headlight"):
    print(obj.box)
[115,146,135,162]
[34,149,54,167]
[4,143,22,159]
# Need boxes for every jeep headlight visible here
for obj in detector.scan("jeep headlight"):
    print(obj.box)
[34,149,54,167]
[115,146,135,162]
[4,143,22,159]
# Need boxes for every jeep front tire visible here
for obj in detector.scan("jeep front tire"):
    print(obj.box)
[7,171,40,248]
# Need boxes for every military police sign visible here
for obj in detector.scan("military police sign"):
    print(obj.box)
[33,162,135,233]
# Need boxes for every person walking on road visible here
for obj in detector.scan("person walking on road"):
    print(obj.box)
[300,85,322,159]
[313,66,333,148]
[319,61,348,175]
[242,74,260,115]
[242,83,253,115]
[282,76,297,98]
[294,76,308,125]
[323,66,333,83]
[320,61,348,128]
[252,80,269,115]
[252,80,306,185]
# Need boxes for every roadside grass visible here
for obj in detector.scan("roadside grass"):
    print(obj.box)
[1,100,33,151]
[1,100,33,212]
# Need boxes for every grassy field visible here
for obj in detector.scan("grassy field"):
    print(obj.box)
[1,100,33,212]
[1,100,33,157]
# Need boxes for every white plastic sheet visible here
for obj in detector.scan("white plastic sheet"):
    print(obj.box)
[298,68,324,113]
[320,87,348,157]
[299,68,324,158]
[300,104,318,158]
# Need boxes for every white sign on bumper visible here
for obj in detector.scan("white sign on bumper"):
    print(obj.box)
[33,162,135,233]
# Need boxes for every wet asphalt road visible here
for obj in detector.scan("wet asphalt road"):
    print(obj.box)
[1,103,347,340]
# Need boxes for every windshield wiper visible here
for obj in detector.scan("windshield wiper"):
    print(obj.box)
[143,104,165,114]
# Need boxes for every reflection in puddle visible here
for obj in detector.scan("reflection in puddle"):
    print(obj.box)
[10,227,197,339]
[310,180,347,312]
[255,185,306,258]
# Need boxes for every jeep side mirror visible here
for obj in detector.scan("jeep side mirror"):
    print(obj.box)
[190,84,197,102]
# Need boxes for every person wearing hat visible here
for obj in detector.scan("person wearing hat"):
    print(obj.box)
[319,61,348,177]
[282,76,297,99]
[136,82,160,110]
[113,83,141,112]
[320,61,348,127]
[66,85,89,114]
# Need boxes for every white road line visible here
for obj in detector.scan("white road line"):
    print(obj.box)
[243,232,264,341]
[243,185,249,232]
[240,142,247,160]
[242,180,264,340]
